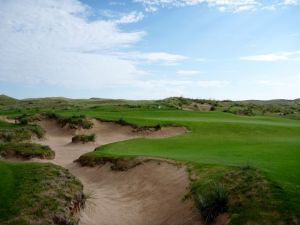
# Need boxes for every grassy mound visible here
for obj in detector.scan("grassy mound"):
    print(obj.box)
[190,164,297,224]
[0,143,55,159]
[0,161,85,225]
[0,120,44,142]
[72,134,95,143]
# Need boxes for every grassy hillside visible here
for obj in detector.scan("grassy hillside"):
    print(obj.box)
[0,161,84,225]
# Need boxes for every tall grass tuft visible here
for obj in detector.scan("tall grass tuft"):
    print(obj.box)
[196,182,229,223]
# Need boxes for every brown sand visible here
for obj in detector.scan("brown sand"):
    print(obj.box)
[28,119,226,225]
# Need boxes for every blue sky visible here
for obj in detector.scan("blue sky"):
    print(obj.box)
[0,0,300,100]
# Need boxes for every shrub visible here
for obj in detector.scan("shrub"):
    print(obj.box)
[195,183,229,223]
[72,134,95,143]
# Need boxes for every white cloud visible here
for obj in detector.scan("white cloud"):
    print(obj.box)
[112,51,188,63]
[114,11,145,24]
[134,0,259,12]
[240,51,300,61]
[0,0,147,88]
[134,0,300,12]
[137,52,188,62]
[177,70,200,75]
[283,0,300,5]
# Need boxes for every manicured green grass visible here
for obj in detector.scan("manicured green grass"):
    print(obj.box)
[0,161,84,225]
[65,108,300,218]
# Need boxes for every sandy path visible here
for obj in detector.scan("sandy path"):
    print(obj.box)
[30,119,202,225]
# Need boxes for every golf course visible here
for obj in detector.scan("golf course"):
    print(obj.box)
[0,96,299,225]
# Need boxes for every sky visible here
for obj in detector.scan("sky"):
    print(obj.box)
[0,0,300,100]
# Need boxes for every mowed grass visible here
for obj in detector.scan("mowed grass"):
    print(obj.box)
[58,108,300,215]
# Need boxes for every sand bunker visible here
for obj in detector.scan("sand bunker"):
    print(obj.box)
[5,117,205,225]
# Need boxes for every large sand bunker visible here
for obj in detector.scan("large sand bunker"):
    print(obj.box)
[32,119,203,225]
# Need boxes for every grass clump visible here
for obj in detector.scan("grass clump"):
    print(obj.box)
[72,134,95,143]
[0,128,32,142]
[77,152,141,171]
[58,115,93,129]
[195,182,228,223]
[0,143,55,159]
[0,120,45,142]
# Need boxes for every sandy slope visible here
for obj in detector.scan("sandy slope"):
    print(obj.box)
[30,119,205,225]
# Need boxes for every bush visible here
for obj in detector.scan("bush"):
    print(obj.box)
[72,134,95,143]
[195,183,229,223]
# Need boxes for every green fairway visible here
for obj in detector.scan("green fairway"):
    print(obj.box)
[62,108,300,214]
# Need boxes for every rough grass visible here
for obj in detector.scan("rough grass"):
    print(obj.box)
[44,113,93,129]
[0,161,85,225]
[0,143,55,159]
[77,152,141,171]
[195,182,229,223]
[72,134,95,143]
[0,120,45,142]
[189,164,298,225]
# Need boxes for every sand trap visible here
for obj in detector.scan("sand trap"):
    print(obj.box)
[34,119,187,167]
[70,161,201,225]
[23,118,229,225]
